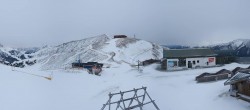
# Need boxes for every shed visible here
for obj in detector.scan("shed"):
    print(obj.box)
[72,62,103,69]
[142,59,160,66]
[231,67,250,76]
[195,69,232,82]
[114,35,127,38]
[224,71,250,101]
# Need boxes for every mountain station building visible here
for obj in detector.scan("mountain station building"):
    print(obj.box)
[161,48,217,71]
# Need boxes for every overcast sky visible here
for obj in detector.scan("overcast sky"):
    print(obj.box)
[0,0,250,47]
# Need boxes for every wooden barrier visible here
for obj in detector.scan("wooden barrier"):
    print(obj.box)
[101,87,160,110]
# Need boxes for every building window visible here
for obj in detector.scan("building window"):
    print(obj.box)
[179,58,186,67]
[168,61,178,68]
[197,60,199,63]
[193,61,196,64]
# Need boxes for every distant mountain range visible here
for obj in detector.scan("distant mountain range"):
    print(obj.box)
[0,45,38,67]
[0,34,162,69]
[1,37,249,68]
[163,39,250,57]
[209,39,250,57]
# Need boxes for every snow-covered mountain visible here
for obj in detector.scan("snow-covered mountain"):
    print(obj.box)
[0,45,37,67]
[0,46,19,65]
[17,47,40,54]
[33,34,163,70]
[210,39,250,57]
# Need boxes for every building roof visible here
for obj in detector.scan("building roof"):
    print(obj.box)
[114,35,127,38]
[163,48,217,58]
[196,69,232,80]
[224,72,250,85]
[213,50,236,57]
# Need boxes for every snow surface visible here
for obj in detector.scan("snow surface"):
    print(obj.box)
[0,63,249,110]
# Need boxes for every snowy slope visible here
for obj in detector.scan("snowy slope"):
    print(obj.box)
[17,47,40,54]
[0,63,249,110]
[34,35,163,70]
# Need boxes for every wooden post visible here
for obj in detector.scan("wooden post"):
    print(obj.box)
[145,91,160,110]
[142,87,146,104]
[134,88,143,110]
[109,92,112,110]
[138,60,140,71]
[121,91,126,109]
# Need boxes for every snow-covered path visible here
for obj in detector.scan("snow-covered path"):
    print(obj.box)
[0,63,249,110]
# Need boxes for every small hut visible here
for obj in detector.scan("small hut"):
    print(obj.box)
[114,35,127,38]
[224,72,250,101]
[231,67,250,76]
[142,59,160,66]
[195,69,232,82]
[72,62,103,69]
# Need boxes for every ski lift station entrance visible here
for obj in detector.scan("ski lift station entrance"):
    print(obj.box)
[161,48,217,71]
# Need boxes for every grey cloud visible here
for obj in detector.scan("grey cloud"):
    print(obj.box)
[0,0,250,47]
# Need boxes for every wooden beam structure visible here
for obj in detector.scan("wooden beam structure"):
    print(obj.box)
[101,87,160,110]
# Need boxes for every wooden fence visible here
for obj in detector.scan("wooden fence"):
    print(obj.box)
[101,87,160,110]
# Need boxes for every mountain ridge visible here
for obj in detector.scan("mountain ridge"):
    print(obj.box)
[210,39,250,57]
[0,45,37,67]
[2,36,249,68]
[33,34,163,70]
[162,39,250,57]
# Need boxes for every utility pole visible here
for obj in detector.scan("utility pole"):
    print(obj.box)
[137,60,143,72]
[138,60,140,71]
[78,54,81,63]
